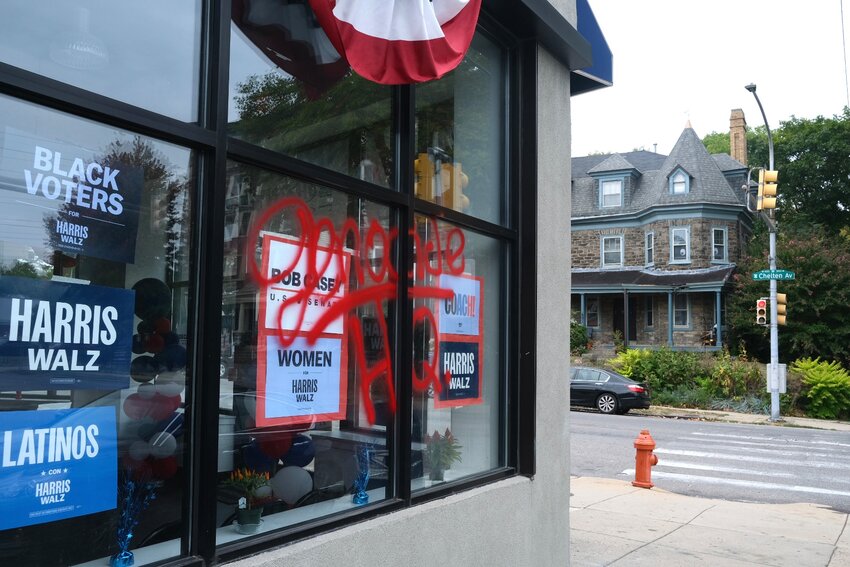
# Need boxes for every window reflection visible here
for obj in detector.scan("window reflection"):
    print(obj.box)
[217,162,393,543]
[228,0,393,187]
[0,0,202,121]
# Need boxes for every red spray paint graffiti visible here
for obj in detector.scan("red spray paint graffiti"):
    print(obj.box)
[246,197,465,424]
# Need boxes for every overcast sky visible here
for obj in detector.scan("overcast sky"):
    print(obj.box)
[571,0,850,157]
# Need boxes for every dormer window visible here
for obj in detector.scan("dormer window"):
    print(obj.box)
[669,169,689,194]
[600,178,623,208]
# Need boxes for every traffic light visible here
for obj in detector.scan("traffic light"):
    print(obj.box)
[439,161,470,212]
[756,297,768,325]
[757,169,778,210]
[414,153,434,201]
[776,292,787,325]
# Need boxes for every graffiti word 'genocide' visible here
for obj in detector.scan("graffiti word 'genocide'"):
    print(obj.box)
[249,197,467,424]
[25,146,125,215]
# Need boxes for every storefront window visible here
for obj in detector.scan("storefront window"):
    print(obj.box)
[0,95,195,565]
[0,0,202,122]
[228,0,393,187]
[411,216,505,487]
[414,33,506,225]
[217,161,394,543]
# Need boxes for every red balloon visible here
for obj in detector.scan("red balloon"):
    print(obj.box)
[154,317,172,334]
[150,456,178,480]
[123,393,151,420]
[145,333,165,353]
[258,431,293,459]
[148,394,179,421]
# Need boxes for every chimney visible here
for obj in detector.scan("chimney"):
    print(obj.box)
[730,109,747,165]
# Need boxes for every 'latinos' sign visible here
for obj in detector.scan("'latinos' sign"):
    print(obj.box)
[308,0,482,84]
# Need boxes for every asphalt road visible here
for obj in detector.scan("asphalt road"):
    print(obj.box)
[570,409,850,513]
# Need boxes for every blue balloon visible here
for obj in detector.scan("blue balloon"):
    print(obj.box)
[241,441,275,474]
[283,434,315,468]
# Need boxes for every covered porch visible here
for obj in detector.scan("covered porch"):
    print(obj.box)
[571,266,736,352]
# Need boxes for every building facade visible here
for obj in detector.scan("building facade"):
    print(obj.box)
[0,1,606,565]
[571,118,752,352]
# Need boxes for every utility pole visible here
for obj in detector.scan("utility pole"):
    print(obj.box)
[745,83,781,422]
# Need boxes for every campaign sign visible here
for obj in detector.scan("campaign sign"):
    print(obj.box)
[260,234,348,335]
[0,407,117,530]
[0,130,143,264]
[0,276,135,390]
[257,334,347,426]
[437,274,481,336]
[435,340,482,408]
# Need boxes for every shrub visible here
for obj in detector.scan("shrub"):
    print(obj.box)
[608,349,651,378]
[570,321,589,356]
[791,357,850,419]
[651,385,713,408]
[709,350,763,398]
[628,347,703,392]
[612,330,626,354]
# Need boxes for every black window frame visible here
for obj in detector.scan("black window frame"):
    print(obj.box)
[0,2,536,564]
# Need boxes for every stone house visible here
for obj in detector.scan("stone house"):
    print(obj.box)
[571,111,752,352]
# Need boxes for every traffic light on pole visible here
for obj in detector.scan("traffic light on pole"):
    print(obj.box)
[776,292,787,325]
[756,297,768,325]
[414,153,434,201]
[439,161,470,212]
[757,169,778,210]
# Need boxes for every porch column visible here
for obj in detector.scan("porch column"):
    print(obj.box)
[623,290,630,347]
[667,291,674,347]
[580,294,586,326]
[715,291,723,349]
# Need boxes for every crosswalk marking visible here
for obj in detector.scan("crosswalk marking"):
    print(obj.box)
[670,439,850,462]
[621,468,850,498]
[690,431,850,449]
[654,447,849,470]
[649,459,796,477]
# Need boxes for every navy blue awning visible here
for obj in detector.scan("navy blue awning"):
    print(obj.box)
[571,0,612,95]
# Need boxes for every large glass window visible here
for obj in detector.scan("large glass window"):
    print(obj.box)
[228,1,393,187]
[0,95,195,565]
[414,33,506,225]
[674,294,690,328]
[0,0,202,121]
[217,162,393,543]
[410,216,505,486]
[712,227,727,262]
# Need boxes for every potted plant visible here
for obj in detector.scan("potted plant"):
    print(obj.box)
[224,468,271,533]
[424,428,462,481]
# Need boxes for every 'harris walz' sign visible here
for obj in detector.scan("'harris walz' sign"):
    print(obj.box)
[1,129,144,264]
[257,334,347,426]
[436,339,482,407]
[0,407,117,530]
[0,276,134,390]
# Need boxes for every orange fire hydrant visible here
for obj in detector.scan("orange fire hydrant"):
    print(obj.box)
[632,429,658,489]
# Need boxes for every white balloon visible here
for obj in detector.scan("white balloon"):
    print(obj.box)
[129,440,150,461]
[155,377,184,397]
[270,466,313,505]
[137,382,156,398]
[149,431,178,458]
[253,484,273,500]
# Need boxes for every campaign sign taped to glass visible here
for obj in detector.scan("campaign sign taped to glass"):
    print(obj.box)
[438,274,480,336]
[0,128,143,264]
[260,233,348,334]
[0,407,117,530]
[0,276,134,390]
[257,334,347,426]
[436,340,482,406]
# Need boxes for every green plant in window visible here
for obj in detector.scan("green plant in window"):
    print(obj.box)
[425,428,462,481]
[224,468,271,510]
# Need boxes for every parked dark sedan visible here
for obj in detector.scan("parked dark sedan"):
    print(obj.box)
[569,366,651,414]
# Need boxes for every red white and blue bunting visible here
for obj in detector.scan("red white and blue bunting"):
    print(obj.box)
[308,0,482,84]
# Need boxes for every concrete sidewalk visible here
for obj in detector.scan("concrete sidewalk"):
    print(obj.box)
[570,476,850,566]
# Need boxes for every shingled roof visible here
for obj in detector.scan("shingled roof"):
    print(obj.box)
[572,127,747,219]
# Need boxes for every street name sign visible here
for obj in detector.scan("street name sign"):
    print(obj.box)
[752,269,796,281]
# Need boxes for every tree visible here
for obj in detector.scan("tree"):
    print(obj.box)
[728,225,850,366]
[704,109,850,235]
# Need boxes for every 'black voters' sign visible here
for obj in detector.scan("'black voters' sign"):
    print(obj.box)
[0,129,144,265]
[0,276,134,390]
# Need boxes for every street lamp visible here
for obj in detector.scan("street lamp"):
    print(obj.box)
[745,83,781,422]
